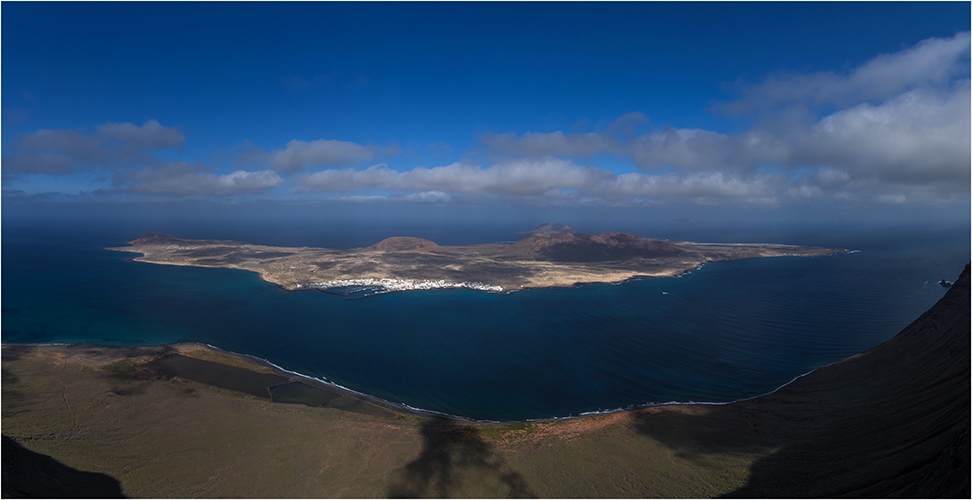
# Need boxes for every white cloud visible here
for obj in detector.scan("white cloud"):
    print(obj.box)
[795,85,971,187]
[628,128,778,171]
[478,112,647,158]
[95,119,186,150]
[3,120,185,175]
[394,159,613,196]
[268,139,375,172]
[480,130,622,158]
[473,33,971,205]
[875,194,909,204]
[296,158,615,197]
[290,134,968,205]
[10,33,967,209]
[590,171,785,205]
[111,163,283,197]
[294,159,798,204]
[217,170,285,191]
[335,194,392,203]
[404,190,451,203]
[719,31,971,113]
[295,164,392,192]
[628,83,971,186]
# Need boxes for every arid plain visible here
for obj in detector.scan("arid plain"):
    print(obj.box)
[106,229,845,292]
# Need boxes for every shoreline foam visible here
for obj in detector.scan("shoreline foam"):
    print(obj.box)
[1,340,826,425]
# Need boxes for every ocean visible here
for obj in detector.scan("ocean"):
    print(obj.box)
[2,219,968,422]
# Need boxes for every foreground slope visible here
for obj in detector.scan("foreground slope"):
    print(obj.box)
[2,266,968,497]
[731,262,970,497]
[634,263,970,497]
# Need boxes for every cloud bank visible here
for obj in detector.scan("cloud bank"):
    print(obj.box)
[3,120,185,175]
[719,31,971,113]
[292,157,955,206]
[4,33,968,207]
[268,139,376,172]
[470,32,970,204]
[295,159,614,198]
[110,163,283,197]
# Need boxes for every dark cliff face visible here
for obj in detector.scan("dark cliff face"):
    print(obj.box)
[737,263,971,497]
[505,232,681,262]
[633,264,970,498]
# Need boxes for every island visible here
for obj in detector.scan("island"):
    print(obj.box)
[105,226,846,293]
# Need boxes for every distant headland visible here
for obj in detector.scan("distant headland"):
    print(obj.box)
[513,222,581,234]
[106,225,847,293]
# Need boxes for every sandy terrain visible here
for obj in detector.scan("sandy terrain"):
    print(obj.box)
[106,232,845,292]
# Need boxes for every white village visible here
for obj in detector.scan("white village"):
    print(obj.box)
[296,278,504,293]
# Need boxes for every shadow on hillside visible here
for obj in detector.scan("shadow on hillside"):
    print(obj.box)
[629,404,776,459]
[2,366,29,408]
[631,368,970,497]
[2,435,126,498]
[630,264,972,498]
[385,419,534,498]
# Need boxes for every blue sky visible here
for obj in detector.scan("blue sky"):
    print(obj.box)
[2,2,970,227]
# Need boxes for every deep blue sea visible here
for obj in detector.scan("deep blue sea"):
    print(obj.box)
[2,220,968,421]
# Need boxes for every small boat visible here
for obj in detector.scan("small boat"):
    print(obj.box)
[938,279,952,288]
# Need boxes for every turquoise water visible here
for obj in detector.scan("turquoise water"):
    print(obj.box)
[2,221,968,421]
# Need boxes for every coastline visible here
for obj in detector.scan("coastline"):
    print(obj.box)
[0,342,451,422]
[0,340,822,425]
[5,219,967,497]
[10,249,861,423]
[106,232,849,293]
[111,245,851,297]
[3,264,967,497]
